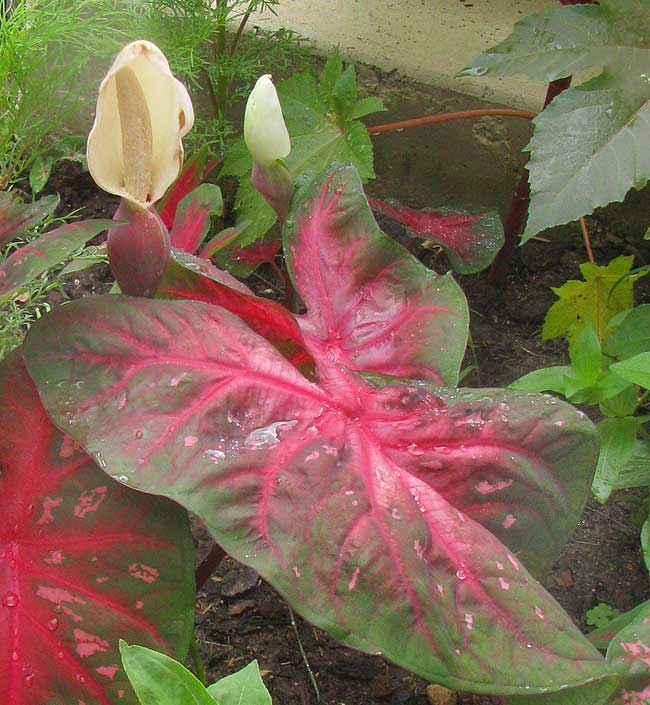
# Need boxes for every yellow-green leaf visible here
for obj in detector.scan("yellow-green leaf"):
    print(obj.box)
[542,256,645,348]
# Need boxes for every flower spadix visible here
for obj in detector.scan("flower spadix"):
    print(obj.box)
[244,75,293,223]
[88,40,194,297]
[87,40,194,209]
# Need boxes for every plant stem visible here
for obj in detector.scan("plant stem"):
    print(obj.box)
[488,76,573,283]
[368,108,536,135]
[195,542,227,591]
[189,632,207,685]
[288,605,321,702]
[229,0,255,57]
[580,217,595,264]
[213,0,229,122]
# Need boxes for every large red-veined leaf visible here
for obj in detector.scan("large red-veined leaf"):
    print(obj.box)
[24,296,609,695]
[0,350,195,705]
[157,148,218,229]
[0,220,114,303]
[284,165,469,385]
[156,250,313,374]
[0,193,59,247]
[368,198,504,275]
[169,184,222,254]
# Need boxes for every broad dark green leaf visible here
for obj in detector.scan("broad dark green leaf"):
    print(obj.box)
[592,417,641,502]
[610,352,650,389]
[510,366,571,394]
[604,304,650,359]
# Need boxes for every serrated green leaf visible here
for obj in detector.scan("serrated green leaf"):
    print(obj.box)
[593,416,641,502]
[610,352,650,388]
[120,642,216,705]
[350,96,386,120]
[543,256,643,347]
[605,304,650,359]
[524,70,650,239]
[319,50,343,105]
[462,1,650,238]
[207,661,271,705]
[332,64,358,121]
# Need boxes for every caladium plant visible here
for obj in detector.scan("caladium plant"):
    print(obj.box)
[0,351,195,705]
[23,161,616,698]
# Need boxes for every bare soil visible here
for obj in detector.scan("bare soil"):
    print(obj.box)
[43,162,650,705]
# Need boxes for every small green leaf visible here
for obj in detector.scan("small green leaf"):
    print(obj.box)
[589,599,650,651]
[349,96,386,120]
[509,365,570,394]
[610,352,650,389]
[586,604,621,629]
[29,154,54,194]
[641,516,650,572]
[543,256,644,348]
[120,641,216,705]
[592,417,641,503]
[207,661,271,705]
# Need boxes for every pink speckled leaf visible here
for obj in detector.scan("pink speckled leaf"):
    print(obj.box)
[24,296,608,694]
[0,220,114,303]
[0,192,59,247]
[603,601,650,705]
[368,198,504,275]
[284,165,468,385]
[169,184,222,254]
[0,351,195,705]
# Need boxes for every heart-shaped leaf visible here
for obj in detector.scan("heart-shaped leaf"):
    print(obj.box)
[156,250,313,374]
[285,166,469,386]
[158,147,218,229]
[0,220,114,303]
[24,294,607,694]
[0,350,195,705]
[369,199,504,274]
[0,192,59,247]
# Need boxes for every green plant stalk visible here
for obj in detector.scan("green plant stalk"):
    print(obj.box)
[213,0,229,121]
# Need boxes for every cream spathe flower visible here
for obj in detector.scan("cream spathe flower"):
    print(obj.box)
[244,74,290,167]
[87,40,194,209]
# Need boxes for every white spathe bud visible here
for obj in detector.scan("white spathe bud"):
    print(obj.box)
[87,40,194,209]
[244,75,291,167]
